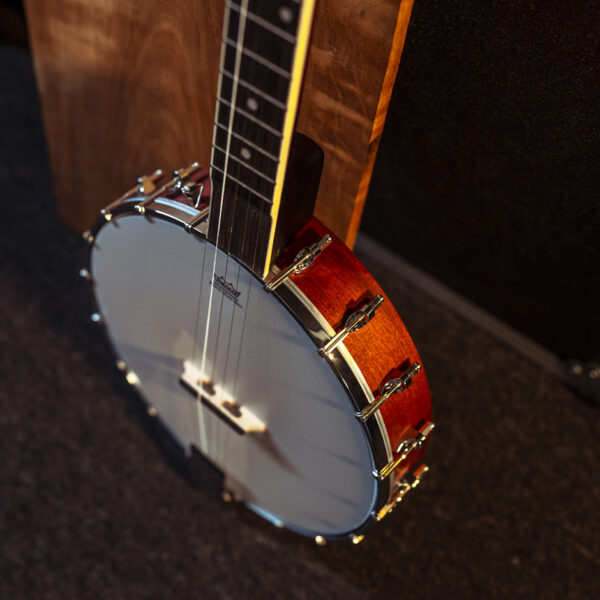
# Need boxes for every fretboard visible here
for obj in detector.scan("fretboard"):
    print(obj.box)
[208,0,315,277]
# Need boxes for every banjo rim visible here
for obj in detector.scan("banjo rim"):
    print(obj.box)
[84,197,400,541]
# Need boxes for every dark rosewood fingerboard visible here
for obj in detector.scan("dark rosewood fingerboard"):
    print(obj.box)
[208,0,307,276]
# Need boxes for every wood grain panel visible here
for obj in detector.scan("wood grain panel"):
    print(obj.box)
[298,0,415,247]
[25,0,413,245]
[24,0,223,231]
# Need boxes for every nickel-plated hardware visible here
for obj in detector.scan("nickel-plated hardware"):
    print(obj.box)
[374,464,429,521]
[374,421,435,480]
[356,362,421,422]
[185,206,210,233]
[319,295,384,355]
[173,178,205,208]
[101,169,164,220]
[136,162,201,214]
[265,234,332,292]
[125,370,140,386]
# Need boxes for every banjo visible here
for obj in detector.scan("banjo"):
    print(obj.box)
[82,0,434,543]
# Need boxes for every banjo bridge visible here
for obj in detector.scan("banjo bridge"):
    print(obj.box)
[179,360,266,435]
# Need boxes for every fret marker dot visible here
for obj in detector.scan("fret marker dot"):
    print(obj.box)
[278,6,294,24]
[246,97,259,112]
[241,147,252,161]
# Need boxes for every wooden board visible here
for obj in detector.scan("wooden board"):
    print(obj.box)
[24,0,413,247]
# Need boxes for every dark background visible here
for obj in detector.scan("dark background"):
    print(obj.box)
[364,0,600,362]
[1,2,599,599]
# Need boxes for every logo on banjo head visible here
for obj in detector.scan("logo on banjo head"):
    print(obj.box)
[211,274,243,308]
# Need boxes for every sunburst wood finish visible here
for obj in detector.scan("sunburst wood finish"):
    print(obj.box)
[277,217,432,483]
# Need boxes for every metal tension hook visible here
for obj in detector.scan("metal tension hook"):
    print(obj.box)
[100,168,164,221]
[265,234,332,292]
[357,362,421,422]
[374,421,435,480]
[319,295,384,356]
[135,162,201,214]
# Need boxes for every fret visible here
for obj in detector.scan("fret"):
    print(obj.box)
[212,148,275,199]
[213,145,277,183]
[229,1,301,37]
[218,96,283,138]
[213,129,279,181]
[216,102,282,158]
[219,72,286,130]
[238,54,290,104]
[212,169,272,213]
[233,15,296,71]
[225,3,241,44]
[220,69,287,110]
[211,164,273,206]
[227,2,297,44]
[221,52,290,105]
[224,39,292,80]
[214,123,280,163]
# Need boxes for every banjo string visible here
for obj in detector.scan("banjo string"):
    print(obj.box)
[219,4,263,460]
[197,0,251,453]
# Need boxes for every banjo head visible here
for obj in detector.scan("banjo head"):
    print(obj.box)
[87,198,395,539]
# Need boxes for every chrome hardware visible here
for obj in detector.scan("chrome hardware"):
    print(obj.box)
[185,206,210,233]
[147,405,158,417]
[79,268,91,280]
[136,162,201,214]
[114,358,139,385]
[138,170,164,194]
[173,178,205,208]
[101,169,163,220]
[319,295,384,356]
[374,464,429,521]
[82,230,94,244]
[125,370,140,386]
[357,362,421,422]
[265,234,332,292]
[90,312,102,324]
[314,535,327,546]
[374,421,435,480]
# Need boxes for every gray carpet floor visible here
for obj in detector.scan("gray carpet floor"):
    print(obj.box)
[0,45,598,599]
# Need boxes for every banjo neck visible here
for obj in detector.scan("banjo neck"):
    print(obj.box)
[208,0,317,279]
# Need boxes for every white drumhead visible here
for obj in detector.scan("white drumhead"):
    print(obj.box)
[91,202,378,537]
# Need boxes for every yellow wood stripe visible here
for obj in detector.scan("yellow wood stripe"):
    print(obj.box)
[261,0,317,279]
